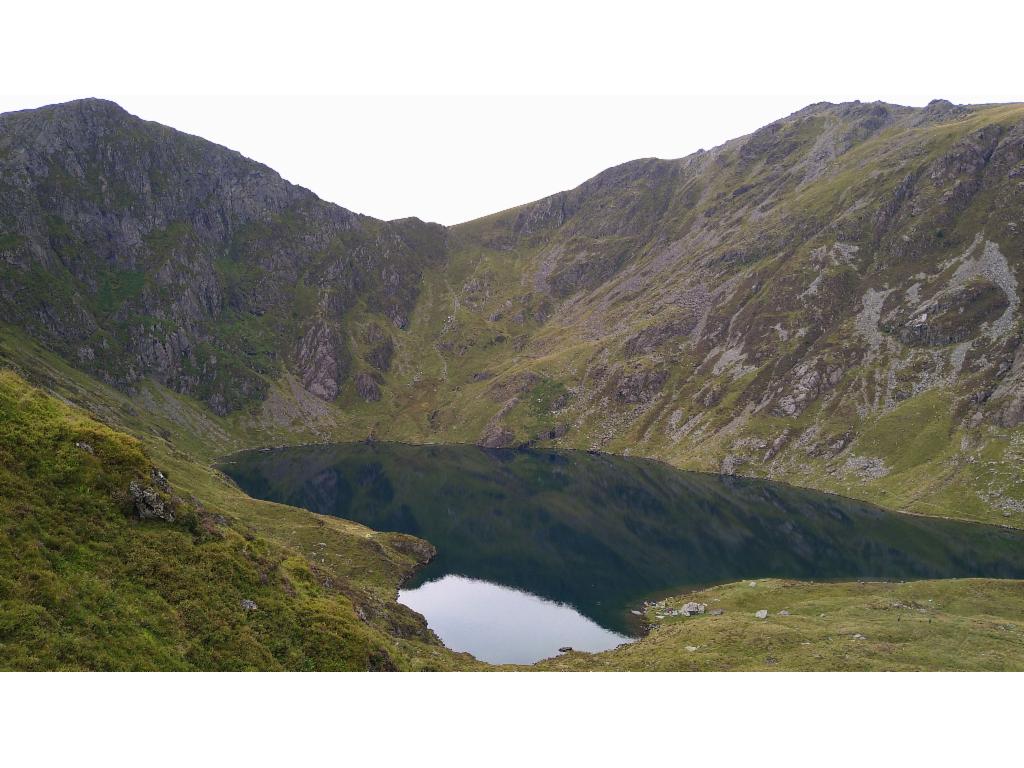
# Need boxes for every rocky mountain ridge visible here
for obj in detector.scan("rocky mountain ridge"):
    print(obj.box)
[2,97,1024,526]
[0,98,445,414]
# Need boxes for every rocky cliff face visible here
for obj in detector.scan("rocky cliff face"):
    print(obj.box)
[0,99,445,413]
[397,99,1024,525]
[445,100,1024,433]
[2,97,1023,525]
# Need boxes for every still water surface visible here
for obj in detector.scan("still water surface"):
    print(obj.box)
[222,443,1024,663]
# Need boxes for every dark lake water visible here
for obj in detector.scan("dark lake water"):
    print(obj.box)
[221,442,1024,664]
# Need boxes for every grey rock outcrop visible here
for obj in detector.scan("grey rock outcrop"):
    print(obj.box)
[615,368,668,405]
[479,424,516,449]
[297,321,344,402]
[363,323,394,372]
[128,478,174,522]
[355,372,382,402]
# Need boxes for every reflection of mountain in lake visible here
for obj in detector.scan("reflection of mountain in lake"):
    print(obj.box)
[398,575,630,664]
[222,443,1024,634]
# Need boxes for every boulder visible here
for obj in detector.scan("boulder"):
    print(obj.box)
[681,601,706,616]
[479,424,516,449]
[755,609,768,619]
[128,479,174,522]
[721,455,748,476]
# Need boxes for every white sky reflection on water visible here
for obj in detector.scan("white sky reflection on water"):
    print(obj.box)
[399,575,631,665]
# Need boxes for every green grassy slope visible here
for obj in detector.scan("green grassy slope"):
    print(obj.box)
[532,578,1024,671]
[0,369,481,670]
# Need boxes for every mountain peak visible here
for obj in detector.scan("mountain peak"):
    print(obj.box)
[0,97,130,121]
[54,96,128,112]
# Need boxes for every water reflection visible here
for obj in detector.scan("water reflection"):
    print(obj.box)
[222,442,1024,647]
[399,575,630,664]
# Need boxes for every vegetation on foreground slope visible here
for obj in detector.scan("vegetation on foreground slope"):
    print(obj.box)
[534,578,1024,671]
[0,370,480,670]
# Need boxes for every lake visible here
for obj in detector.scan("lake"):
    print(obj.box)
[220,442,1024,664]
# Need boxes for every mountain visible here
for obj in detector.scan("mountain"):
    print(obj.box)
[0,98,445,415]
[2,97,1024,671]
[2,97,1023,527]
[423,99,1024,525]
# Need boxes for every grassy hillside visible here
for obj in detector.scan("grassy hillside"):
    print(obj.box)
[532,578,1024,671]
[0,369,481,670]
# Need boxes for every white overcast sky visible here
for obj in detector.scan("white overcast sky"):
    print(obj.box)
[2,2,1022,225]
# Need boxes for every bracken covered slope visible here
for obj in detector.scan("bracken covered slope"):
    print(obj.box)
[2,98,1024,526]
